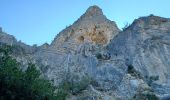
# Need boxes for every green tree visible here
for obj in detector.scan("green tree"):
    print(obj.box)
[0,44,65,100]
[0,44,92,100]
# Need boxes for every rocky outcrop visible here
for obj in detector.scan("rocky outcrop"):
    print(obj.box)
[33,5,121,89]
[1,6,170,99]
[50,5,119,51]
[0,30,18,45]
[107,15,170,98]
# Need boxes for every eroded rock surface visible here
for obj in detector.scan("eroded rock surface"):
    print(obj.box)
[1,6,170,100]
[107,15,170,98]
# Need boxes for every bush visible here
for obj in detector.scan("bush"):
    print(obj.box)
[70,76,91,94]
[133,90,158,100]
[0,44,60,100]
[127,65,143,79]
[0,44,93,100]
[95,52,111,60]
[96,53,102,59]
[146,75,159,86]
[122,22,130,31]
[58,75,91,95]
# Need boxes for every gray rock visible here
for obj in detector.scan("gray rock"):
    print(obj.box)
[107,15,170,97]
[0,32,18,45]
[0,27,2,32]
[1,6,170,99]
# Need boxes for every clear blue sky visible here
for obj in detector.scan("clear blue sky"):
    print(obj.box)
[0,0,169,45]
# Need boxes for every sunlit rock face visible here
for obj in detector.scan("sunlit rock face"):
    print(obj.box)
[1,6,170,99]
[50,5,119,51]
[107,15,170,98]
[34,5,121,90]
[0,30,17,45]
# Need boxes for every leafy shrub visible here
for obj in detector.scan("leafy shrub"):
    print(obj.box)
[127,65,143,79]
[149,76,159,81]
[0,44,60,100]
[133,90,158,100]
[96,53,102,59]
[146,75,159,86]
[122,22,130,31]
[95,52,111,60]
[59,75,91,95]
[70,76,91,94]
[0,44,92,100]
[56,81,70,100]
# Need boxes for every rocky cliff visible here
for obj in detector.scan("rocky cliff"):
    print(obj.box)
[0,6,170,100]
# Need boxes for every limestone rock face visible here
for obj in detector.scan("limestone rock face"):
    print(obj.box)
[33,6,121,89]
[50,5,119,51]
[1,6,170,99]
[107,15,170,97]
[0,30,18,45]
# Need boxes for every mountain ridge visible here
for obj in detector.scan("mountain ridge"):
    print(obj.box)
[0,5,170,99]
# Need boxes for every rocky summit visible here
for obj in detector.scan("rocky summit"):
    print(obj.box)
[0,5,170,100]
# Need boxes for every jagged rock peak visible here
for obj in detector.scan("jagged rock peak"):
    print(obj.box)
[134,14,169,25]
[50,5,120,49]
[0,31,17,45]
[83,5,103,17]
[140,14,168,21]
[127,15,170,31]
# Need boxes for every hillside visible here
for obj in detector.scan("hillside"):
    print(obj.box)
[0,5,170,100]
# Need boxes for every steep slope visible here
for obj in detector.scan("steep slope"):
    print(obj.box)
[107,15,170,98]
[1,7,170,99]
[50,5,119,51]
[33,5,121,86]
[0,29,38,71]
[0,30,18,45]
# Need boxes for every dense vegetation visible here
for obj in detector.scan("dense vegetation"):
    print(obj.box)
[0,44,92,100]
[0,44,66,100]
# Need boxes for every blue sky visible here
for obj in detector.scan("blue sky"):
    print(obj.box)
[0,0,170,45]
